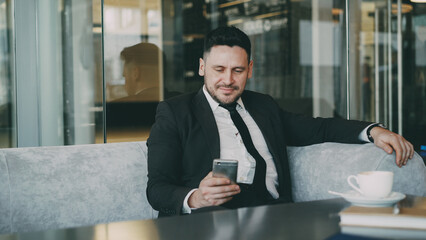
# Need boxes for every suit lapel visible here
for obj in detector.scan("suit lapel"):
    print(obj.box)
[192,89,221,159]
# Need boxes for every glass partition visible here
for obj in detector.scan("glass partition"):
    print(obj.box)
[0,0,15,148]
[40,0,104,145]
[353,0,426,162]
[4,0,425,162]
[400,1,426,162]
[9,0,104,147]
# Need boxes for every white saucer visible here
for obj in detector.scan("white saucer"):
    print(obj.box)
[341,191,406,207]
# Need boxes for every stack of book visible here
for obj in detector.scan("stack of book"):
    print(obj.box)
[339,196,426,239]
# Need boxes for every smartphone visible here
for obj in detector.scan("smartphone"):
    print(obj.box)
[212,159,238,183]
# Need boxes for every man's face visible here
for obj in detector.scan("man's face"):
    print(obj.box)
[199,45,253,105]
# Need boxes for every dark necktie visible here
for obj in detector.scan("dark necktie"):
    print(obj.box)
[220,102,269,199]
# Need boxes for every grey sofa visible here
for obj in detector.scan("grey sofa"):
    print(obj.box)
[0,142,425,234]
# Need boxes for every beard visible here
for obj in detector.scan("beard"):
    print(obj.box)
[206,83,242,105]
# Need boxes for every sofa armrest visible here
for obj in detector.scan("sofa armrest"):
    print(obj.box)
[288,143,426,202]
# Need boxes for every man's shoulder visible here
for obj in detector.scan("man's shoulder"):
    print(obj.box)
[162,91,198,106]
[242,90,276,103]
[158,90,206,116]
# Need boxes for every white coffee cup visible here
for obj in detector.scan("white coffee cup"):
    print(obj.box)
[347,171,394,198]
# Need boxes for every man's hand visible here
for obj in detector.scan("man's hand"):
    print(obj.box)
[188,172,240,209]
[370,127,414,167]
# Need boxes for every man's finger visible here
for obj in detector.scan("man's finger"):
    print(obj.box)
[403,141,414,165]
[398,139,407,164]
[408,142,414,159]
[383,142,401,167]
[203,177,231,187]
[201,184,239,195]
[207,196,233,206]
[387,138,404,167]
[376,140,393,155]
[204,172,213,179]
[209,189,240,199]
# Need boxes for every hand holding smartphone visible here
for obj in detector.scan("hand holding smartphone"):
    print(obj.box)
[212,159,238,183]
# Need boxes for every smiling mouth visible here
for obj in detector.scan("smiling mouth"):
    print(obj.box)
[220,88,236,95]
[218,85,238,92]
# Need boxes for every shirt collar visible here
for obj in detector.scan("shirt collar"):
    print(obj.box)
[202,85,245,112]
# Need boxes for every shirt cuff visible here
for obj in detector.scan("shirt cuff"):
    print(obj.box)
[182,188,198,214]
[359,123,377,142]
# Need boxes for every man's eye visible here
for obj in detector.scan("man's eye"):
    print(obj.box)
[234,69,243,73]
[215,68,224,72]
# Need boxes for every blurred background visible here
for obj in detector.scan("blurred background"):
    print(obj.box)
[0,0,425,162]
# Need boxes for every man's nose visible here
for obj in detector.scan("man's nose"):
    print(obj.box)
[223,70,234,85]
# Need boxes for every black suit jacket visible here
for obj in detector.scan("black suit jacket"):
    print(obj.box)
[147,89,369,216]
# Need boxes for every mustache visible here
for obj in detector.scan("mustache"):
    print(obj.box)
[217,84,239,90]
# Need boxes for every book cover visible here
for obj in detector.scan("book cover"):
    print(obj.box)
[339,196,426,231]
[341,226,426,239]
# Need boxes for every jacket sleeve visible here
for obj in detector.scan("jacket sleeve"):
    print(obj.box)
[278,105,371,146]
[146,101,192,216]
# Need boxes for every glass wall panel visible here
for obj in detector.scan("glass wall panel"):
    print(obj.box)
[402,1,426,162]
[353,0,426,162]
[41,0,104,146]
[60,0,104,145]
[10,0,103,147]
[349,0,388,122]
[7,0,422,156]
[0,0,15,148]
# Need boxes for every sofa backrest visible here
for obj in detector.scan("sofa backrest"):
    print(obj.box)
[0,142,156,234]
[288,142,426,202]
[0,141,424,234]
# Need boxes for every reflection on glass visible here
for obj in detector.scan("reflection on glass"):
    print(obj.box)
[104,0,163,143]
[0,1,14,148]
[114,43,161,102]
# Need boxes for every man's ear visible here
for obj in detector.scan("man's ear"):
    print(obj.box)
[247,60,253,79]
[132,66,140,81]
[199,58,205,76]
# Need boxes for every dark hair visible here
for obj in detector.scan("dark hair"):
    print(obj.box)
[203,26,251,62]
[120,42,159,65]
